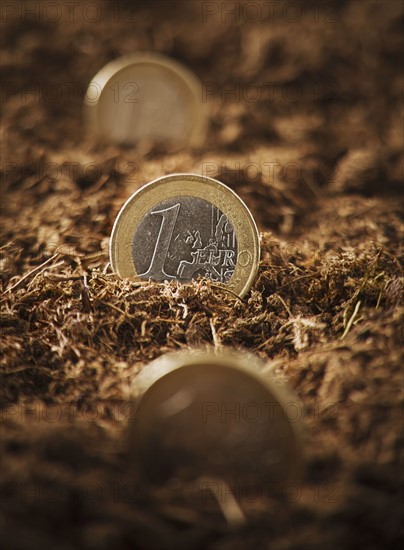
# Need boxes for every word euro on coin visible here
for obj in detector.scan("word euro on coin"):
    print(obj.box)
[129,349,303,486]
[84,53,206,150]
[110,174,260,297]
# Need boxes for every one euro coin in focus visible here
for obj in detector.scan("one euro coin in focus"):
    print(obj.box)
[109,173,260,297]
[84,53,207,151]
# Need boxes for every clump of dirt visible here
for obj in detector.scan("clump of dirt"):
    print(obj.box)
[1,1,403,549]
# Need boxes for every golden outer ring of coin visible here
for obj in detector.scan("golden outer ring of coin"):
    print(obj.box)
[130,348,304,482]
[83,52,207,148]
[109,173,260,297]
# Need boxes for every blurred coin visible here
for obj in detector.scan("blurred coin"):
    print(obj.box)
[110,173,260,297]
[84,53,206,150]
[129,349,303,487]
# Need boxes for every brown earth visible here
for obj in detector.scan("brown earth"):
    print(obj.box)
[1,1,403,549]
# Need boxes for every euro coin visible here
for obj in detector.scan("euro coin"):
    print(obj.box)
[84,53,206,150]
[129,349,304,487]
[110,173,260,297]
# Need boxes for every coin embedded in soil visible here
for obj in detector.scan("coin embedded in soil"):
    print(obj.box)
[110,174,260,297]
[129,350,303,487]
[84,53,206,150]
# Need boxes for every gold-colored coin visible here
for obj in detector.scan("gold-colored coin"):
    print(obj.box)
[129,349,304,487]
[84,53,206,150]
[110,173,260,297]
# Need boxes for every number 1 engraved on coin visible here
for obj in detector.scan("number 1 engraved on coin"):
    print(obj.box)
[139,204,180,280]
[133,197,238,284]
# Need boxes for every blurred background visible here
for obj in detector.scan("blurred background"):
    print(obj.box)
[1,0,402,241]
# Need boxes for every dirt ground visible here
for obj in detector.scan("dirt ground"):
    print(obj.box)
[1,1,403,548]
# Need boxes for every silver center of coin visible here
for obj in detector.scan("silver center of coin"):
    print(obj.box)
[132,196,238,283]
